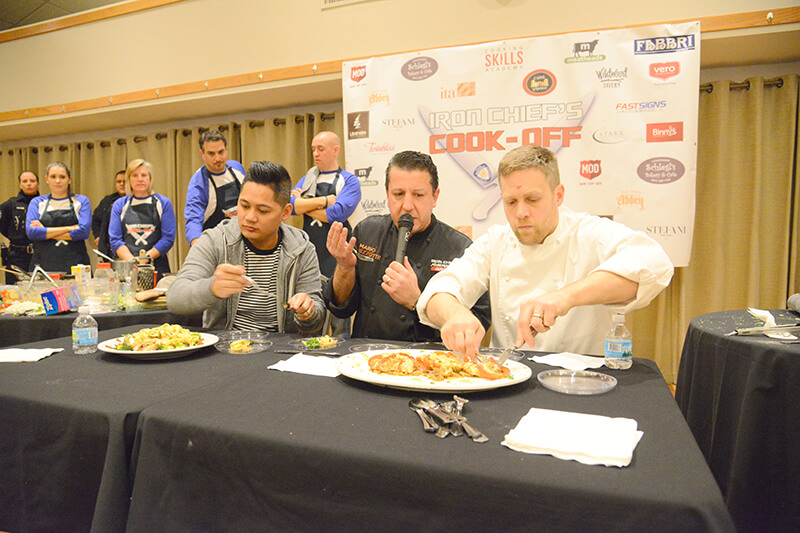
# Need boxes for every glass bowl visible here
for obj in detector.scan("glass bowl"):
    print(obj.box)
[215,331,272,354]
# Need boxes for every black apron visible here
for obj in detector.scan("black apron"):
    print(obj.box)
[121,196,170,274]
[302,170,350,278]
[203,166,242,231]
[30,195,90,273]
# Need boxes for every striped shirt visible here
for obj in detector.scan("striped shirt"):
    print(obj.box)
[231,236,281,332]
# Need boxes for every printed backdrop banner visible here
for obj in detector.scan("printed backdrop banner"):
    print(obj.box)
[343,22,699,266]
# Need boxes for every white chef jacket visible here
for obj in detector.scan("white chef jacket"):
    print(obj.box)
[417,207,674,355]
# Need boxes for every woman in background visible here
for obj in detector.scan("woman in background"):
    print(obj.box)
[108,159,175,274]
[26,162,92,272]
[0,170,39,283]
[92,169,127,257]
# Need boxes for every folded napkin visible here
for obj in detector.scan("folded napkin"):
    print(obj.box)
[0,348,63,363]
[530,352,605,371]
[268,353,340,377]
[748,307,797,340]
[502,407,644,467]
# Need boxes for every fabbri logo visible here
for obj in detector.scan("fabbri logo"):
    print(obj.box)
[565,39,606,63]
[647,122,683,143]
[634,34,696,55]
[347,112,369,140]
[350,65,366,83]
[579,160,602,180]
[650,61,680,80]
[523,70,556,96]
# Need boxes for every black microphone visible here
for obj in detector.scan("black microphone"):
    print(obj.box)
[395,214,414,263]
[788,293,800,314]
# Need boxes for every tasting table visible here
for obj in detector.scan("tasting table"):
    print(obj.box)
[676,309,800,533]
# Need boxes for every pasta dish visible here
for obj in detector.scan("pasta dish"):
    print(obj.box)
[114,324,203,351]
[368,350,510,381]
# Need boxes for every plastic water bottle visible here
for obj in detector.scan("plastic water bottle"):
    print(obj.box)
[604,313,633,369]
[95,262,115,282]
[72,306,98,354]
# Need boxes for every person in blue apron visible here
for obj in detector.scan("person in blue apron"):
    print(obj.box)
[184,129,246,246]
[108,159,176,275]
[26,162,92,273]
[1,170,39,283]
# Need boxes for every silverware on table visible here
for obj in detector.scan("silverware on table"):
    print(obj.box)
[408,400,437,433]
[497,347,512,366]
[274,349,341,356]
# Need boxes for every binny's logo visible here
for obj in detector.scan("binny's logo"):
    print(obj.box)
[650,61,680,80]
[646,122,684,143]
[350,65,366,83]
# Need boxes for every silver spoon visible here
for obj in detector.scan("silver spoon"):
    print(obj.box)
[408,399,437,433]
[409,398,451,438]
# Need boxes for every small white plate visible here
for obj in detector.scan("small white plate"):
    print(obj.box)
[537,369,617,395]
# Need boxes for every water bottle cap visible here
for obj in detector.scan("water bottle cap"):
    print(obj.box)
[612,313,625,323]
[97,263,111,269]
[78,306,90,314]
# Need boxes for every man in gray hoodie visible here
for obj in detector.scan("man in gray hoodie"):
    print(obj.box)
[168,161,325,333]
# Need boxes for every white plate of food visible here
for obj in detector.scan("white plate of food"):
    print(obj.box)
[98,324,218,360]
[336,349,532,392]
[288,335,343,351]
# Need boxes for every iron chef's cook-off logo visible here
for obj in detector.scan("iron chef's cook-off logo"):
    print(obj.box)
[637,157,685,184]
[350,65,367,83]
[579,160,602,180]
[634,34,696,55]
[347,112,369,140]
[369,91,390,107]
[355,166,378,187]
[484,45,524,72]
[440,82,476,99]
[401,56,438,81]
[650,61,680,80]
[617,190,645,211]
[592,127,627,144]
[647,122,683,143]
[565,39,606,63]
[596,67,628,88]
[523,70,556,96]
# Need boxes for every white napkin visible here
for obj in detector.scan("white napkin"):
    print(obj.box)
[268,353,340,377]
[0,348,63,363]
[748,307,797,340]
[502,407,644,467]
[530,352,606,370]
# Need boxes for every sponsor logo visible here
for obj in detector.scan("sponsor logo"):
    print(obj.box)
[565,39,606,64]
[356,242,381,261]
[365,141,395,153]
[401,56,438,81]
[484,45,524,72]
[354,166,379,186]
[650,61,680,80]
[634,34,696,55]
[360,200,387,217]
[596,67,627,88]
[617,190,645,211]
[579,160,602,180]
[637,157,685,184]
[347,111,369,140]
[368,90,390,106]
[615,100,667,112]
[592,127,627,144]
[646,122,683,143]
[382,117,415,129]
[523,70,556,96]
[440,81,476,99]
[350,65,367,83]
[646,224,687,238]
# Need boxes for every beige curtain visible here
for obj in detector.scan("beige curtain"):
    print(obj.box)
[628,75,800,383]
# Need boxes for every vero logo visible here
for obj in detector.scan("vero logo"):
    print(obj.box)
[649,61,680,80]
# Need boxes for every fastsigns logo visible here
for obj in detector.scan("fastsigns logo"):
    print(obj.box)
[650,61,680,80]
[347,111,369,140]
[350,65,366,83]
[646,122,683,143]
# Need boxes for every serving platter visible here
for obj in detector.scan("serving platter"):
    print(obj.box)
[98,332,219,360]
[336,349,532,392]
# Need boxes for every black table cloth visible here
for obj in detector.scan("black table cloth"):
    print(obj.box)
[0,308,202,347]
[0,325,272,533]
[126,341,734,532]
[676,309,800,533]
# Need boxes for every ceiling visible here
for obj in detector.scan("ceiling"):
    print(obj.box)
[0,0,120,31]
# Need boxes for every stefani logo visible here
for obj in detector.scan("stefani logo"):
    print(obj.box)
[440,82,476,99]
[350,65,367,83]
[596,67,627,88]
[616,100,667,112]
[650,61,680,80]
[523,70,556,96]
[355,166,378,186]
[382,117,415,129]
[484,45,524,72]
[592,127,627,144]
[617,190,645,211]
[565,39,606,64]
[579,160,602,180]
[637,157,685,184]
[347,111,369,140]
[634,34,696,55]
[646,224,687,239]
[368,90,390,106]
[401,56,438,81]
[647,122,683,143]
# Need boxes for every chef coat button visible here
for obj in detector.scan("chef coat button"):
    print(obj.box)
[400,315,407,322]
[369,306,375,313]
[377,278,382,286]
[416,263,421,269]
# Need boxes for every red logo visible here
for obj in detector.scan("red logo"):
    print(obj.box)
[351,65,367,83]
[579,160,602,180]
[649,61,680,80]
[646,122,683,143]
